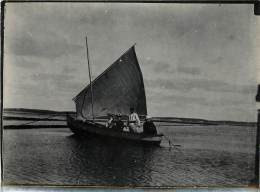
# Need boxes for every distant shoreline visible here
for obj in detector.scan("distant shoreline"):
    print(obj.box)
[3,116,65,121]
[3,108,257,127]
[4,125,68,129]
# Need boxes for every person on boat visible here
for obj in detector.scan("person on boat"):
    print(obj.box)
[128,107,141,133]
[143,115,157,135]
[106,115,115,128]
[114,113,125,131]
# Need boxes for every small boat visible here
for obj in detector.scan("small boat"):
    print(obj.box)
[67,37,163,146]
[67,115,163,145]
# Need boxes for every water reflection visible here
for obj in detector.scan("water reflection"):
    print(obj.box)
[65,134,160,186]
[3,128,255,186]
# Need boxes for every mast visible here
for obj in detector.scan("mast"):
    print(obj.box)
[86,36,95,121]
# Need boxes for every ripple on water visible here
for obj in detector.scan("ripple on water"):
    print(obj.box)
[3,126,256,186]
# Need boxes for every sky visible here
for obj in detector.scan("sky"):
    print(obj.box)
[3,3,260,121]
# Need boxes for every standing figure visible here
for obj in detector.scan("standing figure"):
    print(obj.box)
[143,115,157,135]
[128,107,141,133]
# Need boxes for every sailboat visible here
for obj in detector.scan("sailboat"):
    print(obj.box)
[67,37,163,146]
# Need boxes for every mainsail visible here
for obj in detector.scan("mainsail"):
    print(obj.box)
[73,45,147,119]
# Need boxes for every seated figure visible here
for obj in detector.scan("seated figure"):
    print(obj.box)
[106,115,115,128]
[114,113,124,131]
[143,115,157,135]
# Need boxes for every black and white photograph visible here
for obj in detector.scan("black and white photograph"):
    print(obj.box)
[2,2,259,187]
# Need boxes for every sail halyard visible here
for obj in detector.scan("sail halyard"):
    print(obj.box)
[74,44,147,119]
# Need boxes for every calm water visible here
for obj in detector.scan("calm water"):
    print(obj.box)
[3,125,256,187]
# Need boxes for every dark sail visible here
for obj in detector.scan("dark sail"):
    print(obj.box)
[73,46,147,119]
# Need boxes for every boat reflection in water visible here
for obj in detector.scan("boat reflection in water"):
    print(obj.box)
[66,133,161,186]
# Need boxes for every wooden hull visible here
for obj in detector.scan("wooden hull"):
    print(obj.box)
[67,115,163,146]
